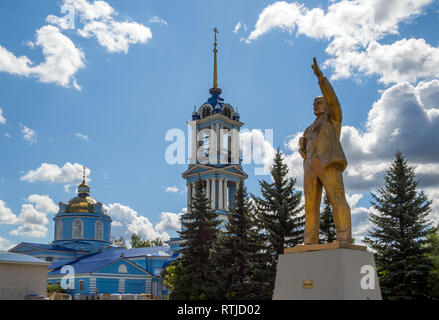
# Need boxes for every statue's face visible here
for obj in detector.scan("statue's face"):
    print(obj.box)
[314,97,326,115]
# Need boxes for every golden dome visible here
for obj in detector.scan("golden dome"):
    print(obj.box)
[65,195,97,213]
[65,169,96,213]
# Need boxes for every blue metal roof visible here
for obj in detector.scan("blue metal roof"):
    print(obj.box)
[122,245,172,258]
[0,251,49,265]
[48,245,173,275]
[17,242,76,252]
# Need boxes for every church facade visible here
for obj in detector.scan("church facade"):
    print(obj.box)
[9,173,176,298]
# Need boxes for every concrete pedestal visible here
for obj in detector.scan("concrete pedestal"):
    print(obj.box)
[273,247,382,300]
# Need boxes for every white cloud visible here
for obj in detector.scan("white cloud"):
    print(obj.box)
[166,186,179,193]
[233,22,242,34]
[240,129,277,176]
[105,203,170,241]
[75,132,89,141]
[10,224,48,239]
[20,125,36,144]
[0,236,15,251]
[20,162,90,189]
[0,108,6,124]
[0,200,18,224]
[26,195,58,214]
[49,0,153,54]
[77,20,152,54]
[149,16,168,26]
[0,25,85,89]
[155,212,182,233]
[0,0,152,89]
[245,0,436,84]
[0,195,58,238]
[32,25,85,87]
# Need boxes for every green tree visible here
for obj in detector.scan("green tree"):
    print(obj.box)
[252,149,304,295]
[171,178,220,299]
[363,151,434,300]
[112,236,127,249]
[47,284,66,294]
[130,233,163,248]
[319,193,336,243]
[426,227,439,299]
[211,180,272,299]
[162,262,196,300]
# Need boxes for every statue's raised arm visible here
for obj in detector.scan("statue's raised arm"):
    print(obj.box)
[312,58,342,126]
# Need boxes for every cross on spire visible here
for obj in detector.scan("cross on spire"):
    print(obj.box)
[213,27,219,43]
[82,165,86,183]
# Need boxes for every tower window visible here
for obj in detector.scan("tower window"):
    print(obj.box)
[201,106,212,118]
[223,106,233,119]
[73,219,83,239]
[79,280,84,291]
[95,221,103,240]
[56,221,63,241]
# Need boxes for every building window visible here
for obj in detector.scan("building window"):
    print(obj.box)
[48,282,52,285]
[73,219,83,239]
[56,220,63,240]
[118,264,128,273]
[46,257,53,262]
[95,221,103,240]
[79,280,84,291]
[56,281,60,286]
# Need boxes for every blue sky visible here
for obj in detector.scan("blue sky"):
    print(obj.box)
[1,0,439,249]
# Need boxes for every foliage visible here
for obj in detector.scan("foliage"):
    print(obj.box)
[252,149,304,296]
[319,193,336,243]
[130,233,163,248]
[170,178,220,299]
[364,151,434,300]
[111,236,127,249]
[426,227,439,299]
[47,284,66,294]
[211,180,272,299]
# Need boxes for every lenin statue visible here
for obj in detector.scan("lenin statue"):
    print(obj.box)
[299,58,352,245]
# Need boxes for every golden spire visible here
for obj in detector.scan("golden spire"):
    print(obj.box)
[213,27,219,89]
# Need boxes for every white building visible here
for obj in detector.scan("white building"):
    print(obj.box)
[0,251,49,300]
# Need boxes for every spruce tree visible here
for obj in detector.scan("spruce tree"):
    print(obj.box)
[173,178,220,299]
[252,149,304,294]
[426,226,439,299]
[363,151,434,300]
[211,179,272,299]
[319,193,336,243]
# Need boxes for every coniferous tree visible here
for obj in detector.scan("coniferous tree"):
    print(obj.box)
[426,227,439,299]
[252,149,304,294]
[211,179,272,299]
[363,151,434,300]
[172,178,220,299]
[319,193,336,243]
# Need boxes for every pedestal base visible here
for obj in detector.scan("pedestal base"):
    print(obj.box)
[273,247,382,300]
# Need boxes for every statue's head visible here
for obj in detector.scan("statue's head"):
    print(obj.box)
[314,96,327,115]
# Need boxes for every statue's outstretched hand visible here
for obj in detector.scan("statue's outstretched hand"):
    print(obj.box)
[312,57,324,81]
